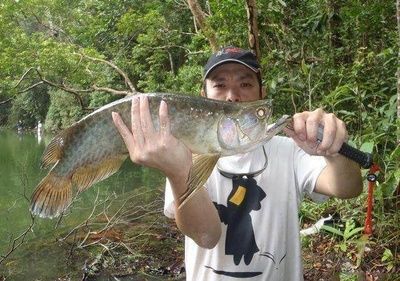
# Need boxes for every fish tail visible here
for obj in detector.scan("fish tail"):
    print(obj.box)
[31,155,128,218]
[30,172,73,218]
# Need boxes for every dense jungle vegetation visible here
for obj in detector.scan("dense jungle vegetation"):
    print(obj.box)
[0,0,399,280]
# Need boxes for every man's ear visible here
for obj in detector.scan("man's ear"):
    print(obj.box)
[200,88,206,97]
[261,86,267,99]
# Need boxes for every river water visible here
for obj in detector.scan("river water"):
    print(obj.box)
[0,129,164,280]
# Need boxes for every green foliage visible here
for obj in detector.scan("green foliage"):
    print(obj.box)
[321,220,364,252]
[44,90,83,131]
[88,92,119,109]
[7,87,50,129]
[0,0,396,185]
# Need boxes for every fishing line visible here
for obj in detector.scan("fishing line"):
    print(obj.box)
[217,146,267,179]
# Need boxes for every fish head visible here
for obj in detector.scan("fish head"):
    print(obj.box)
[217,99,273,152]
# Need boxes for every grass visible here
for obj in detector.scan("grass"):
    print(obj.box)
[300,191,400,281]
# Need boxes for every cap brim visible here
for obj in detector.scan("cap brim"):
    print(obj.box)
[203,59,259,80]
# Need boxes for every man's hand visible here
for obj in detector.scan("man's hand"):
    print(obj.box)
[284,108,362,198]
[283,108,348,156]
[111,96,192,185]
[112,96,221,247]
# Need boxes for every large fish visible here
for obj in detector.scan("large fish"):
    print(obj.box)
[30,93,288,218]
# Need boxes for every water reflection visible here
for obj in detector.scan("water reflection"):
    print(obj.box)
[0,129,164,279]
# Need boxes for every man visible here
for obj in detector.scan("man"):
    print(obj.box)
[112,46,362,280]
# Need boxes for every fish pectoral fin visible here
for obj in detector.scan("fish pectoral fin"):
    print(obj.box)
[72,154,128,193]
[30,170,73,219]
[178,153,220,209]
[40,126,76,169]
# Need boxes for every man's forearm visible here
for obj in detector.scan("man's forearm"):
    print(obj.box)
[315,154,363,199]
[169,178,221,249]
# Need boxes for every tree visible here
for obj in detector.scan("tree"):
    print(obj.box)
[186,0,219,51]
[245,0,261,61]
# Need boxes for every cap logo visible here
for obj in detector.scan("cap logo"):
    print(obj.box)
[217,47,243,56]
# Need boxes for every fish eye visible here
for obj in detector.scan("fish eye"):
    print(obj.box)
[256,107,266,119]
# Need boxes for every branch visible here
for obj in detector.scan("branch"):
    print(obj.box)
[92,85,131,96]
[30,12,74,43]
[186,0,219,51]
[18,81,45,93]
[79,53,137,94]
[0,98,13,106]
[0,215,35,265]
[35,69,86,108]
[14,55,137,111]
[14,67,36,88]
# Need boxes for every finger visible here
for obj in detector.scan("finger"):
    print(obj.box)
[292,113,307,141]
[327,119,347,155]
[131,97,144,147]
[305,109,324,145]
[159,100,171,136]
[317,113,336,155]
[282,126,295,138]
[140,95,155,134]
[112,111,135,150]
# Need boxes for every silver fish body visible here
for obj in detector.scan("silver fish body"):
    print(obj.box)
[30,93,281,218]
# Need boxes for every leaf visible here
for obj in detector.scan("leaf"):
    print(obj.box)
[277,0,287,7]
[321,225,344,237]
[360,142,374,153]
[344,226,364,240]
[381,248,393,262]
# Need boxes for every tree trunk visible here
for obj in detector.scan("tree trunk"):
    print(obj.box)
[186,0,218,51]
[327,0,344,64]
[245,0,261,62]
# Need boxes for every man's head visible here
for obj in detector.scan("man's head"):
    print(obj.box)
[201,46,264,102]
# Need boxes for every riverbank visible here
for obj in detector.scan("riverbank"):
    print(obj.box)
[0,187,185,281]
[55,187,186,280]
[1,186,398,280]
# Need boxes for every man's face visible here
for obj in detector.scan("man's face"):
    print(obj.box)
[203,63,262,102]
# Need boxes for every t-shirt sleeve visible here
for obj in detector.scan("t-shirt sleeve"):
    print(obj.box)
[163,179,176,219]
[293,146,328,201]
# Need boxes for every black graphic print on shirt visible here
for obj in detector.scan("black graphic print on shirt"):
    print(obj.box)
[213,177,266,266]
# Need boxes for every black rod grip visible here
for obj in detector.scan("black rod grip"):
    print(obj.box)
[317,126,373,169]
[338,142,373,169]
[285,118,374,169]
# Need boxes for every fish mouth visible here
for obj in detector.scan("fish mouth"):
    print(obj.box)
[264,115,291,140]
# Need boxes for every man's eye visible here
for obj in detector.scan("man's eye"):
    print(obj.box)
[214,84,225,88]
[241,82,252,87]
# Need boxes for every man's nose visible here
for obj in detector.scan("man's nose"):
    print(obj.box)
[226,89,241,102]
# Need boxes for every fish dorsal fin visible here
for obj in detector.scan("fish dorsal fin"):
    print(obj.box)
[40,126,77,169]
[178,153,220,209]
[72,154,128,193]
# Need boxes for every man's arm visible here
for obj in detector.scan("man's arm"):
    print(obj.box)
[315,154,362,198]
[284,108,363,198]
[112,96,221,248]
[168,174,221,249]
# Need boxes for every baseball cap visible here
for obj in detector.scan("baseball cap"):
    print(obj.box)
[203,46,261,79]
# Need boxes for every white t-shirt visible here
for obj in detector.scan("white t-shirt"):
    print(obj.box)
[164,136,327,281]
